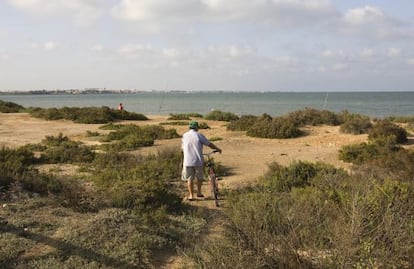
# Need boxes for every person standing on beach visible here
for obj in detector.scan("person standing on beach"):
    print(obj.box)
[118,103,123,112]
[182,121,222,200]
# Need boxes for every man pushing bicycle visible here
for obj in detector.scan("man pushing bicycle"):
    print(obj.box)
[181,121,222,201]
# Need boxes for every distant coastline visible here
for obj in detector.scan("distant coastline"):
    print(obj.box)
[1,89,413,95]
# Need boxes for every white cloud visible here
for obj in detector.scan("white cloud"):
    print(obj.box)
[321,49,345,59]
[0,52,9,61]
[7,0,103,25]
[111,0,336,27]
[332,63,347,71]
[111,0,206,22]
[31,41,57,50]
[44,41,56,50]
[387,47,401,58]
[90,44,104,52]
[343,5,387,26]
[204,45,255,59]
[117,44,158,62]
[341,5,408,39]
[359,48,374,58]
[407,59,414,65]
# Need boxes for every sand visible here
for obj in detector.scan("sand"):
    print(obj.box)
[0,112,368,188]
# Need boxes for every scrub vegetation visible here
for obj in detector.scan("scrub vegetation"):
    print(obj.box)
[1,102,413,268]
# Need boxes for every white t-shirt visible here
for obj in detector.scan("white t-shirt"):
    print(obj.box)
[182,129,210,167]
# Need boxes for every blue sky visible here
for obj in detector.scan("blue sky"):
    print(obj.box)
[0,0,413,92]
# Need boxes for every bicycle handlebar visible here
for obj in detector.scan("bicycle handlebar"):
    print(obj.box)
[203,150,220,157]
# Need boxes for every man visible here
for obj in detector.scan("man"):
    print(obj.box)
[182,121,222,200]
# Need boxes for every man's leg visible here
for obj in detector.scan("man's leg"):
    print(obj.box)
[196,179,203,197]
[187,180,194,199]
[196,166,204,197]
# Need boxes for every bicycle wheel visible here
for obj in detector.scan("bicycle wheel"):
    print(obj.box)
[209,173,219,207]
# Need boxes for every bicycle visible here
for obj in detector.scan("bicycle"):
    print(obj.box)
[204,150,221,207]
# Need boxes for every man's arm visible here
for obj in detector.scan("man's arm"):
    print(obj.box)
[208,142,222,153]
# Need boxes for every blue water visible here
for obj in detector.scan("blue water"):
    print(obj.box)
[1,91,413,118]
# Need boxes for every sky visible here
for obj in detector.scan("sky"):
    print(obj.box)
[0,0,413,92]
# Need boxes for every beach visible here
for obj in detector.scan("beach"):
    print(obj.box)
[0,112,368,189]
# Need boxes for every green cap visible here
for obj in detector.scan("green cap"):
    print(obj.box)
[189,121,199,129]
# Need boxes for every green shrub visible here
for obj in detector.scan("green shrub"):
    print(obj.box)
[0,100,25,113]
[91,149,183,213]
[99,123,122,130]
[227,115,257,131]
[168,113,190,120]
[260,161,342,192]
[38,134,95,164]
[101,124,179,151]
[198,122,210,129]
[28,106,148,123]
[247,115,302,139]
[355,148,414,182]
[110,179,181,212]
[0,147,39,190]
[340,111,372,134]
[204,110,239,121]
[42,133,69,146]
[193,161,414,268]
[339,137,401,164]
[285,107,342,126]
[385,115,414,124]
[85,130,100,137]
[368,120,408,143]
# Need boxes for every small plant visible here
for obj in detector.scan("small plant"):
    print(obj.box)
[338,137,401,164]
[368,120,408,144]
[247,115,302,139]
[0,99,25,113]
[85,130,100,137]
[168,113,190,120]
[204,110,239,121]
[227,115,257,131]
[28,106,148,123]
[285,107,342,126]
[340,111,372,134]
[100,124,179,151]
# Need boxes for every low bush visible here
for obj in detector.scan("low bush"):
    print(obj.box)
[340,111,372,134]
[28,106,148,123]
[368,120,408,143]
[101,124,179,151]
[356,149,414,183]
[85,130,100,137]
[0,147,41,192]
[227,115,257,131]
[204,110,239,121]
[385,115,414,124]
[260,160,346,192]
[285,107,342,126]
[339,137,401,164]
[191,161,414,268]
[90,148,183,213]
[0,100,25,113]
[167,113,203,120]
[37,134,95,164]
[247,115,302,139]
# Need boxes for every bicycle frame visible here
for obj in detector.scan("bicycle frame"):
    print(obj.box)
[204,150,220,207]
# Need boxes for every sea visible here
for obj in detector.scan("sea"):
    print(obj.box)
[1,91,413,118]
